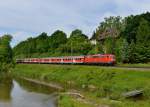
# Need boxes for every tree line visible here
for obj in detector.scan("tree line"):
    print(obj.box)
[13,29,93,58]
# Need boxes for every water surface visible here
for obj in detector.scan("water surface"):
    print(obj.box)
[0,74,57,107]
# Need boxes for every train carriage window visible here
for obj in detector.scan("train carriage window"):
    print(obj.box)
[92,55,101,58]
[76,58,81,60]
[101,55,106,58]
[109,55,114,58]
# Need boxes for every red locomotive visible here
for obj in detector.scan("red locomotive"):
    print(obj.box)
[16,54,116,65]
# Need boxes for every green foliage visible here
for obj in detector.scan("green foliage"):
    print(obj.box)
[58,95,93,107]
[121,39,130,63]
[88,43,104,54]
[35,32,49,53]
[135,18,150,63]
[93,16,126,61]
[103,37,115,54]
[0,35,13,72]
[94,16,124,40]
[114,37,124,62]
[123,15,150,63]
[136,18,150,44]
[13,31,67,58]
[13,29,92,58]
[123,12,150,43]
[63,29,92,55]
[13,32,49,58]
[94,12,150,63]
[48,30,67,53]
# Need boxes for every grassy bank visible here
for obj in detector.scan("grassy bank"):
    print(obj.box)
[13,64,150,107]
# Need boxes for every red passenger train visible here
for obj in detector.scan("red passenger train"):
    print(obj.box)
[16,54,116,65]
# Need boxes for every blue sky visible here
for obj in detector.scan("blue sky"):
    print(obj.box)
[0,0,150,46]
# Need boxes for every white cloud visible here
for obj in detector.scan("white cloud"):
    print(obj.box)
[0,0,150,46]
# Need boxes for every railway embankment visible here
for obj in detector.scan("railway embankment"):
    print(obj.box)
[13,64,150,107]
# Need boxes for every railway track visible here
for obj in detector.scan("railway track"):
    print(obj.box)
[108,66,150,71]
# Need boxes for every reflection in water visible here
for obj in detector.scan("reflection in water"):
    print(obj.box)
[15,78,58,94]
[0,73,13,102]
[0,74,57,107]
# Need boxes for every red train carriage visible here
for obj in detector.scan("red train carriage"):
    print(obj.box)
[61,56,85,64]
[16,54,116,65]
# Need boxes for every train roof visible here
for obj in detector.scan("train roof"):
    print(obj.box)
[87,54,114,56]
[17,55,85,60]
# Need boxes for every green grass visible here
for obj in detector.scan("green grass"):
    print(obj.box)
[58,95,94,107]
[13,64,150,107]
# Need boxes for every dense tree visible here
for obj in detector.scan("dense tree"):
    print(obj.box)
[61,29,92,55]
[114,37,124,62]
[121,39,130,63]
[134,18,150,63]
[92,12,150,63]
[88,42,104,55]
[48,30,67,54]
[0,35,12,62]
[35,32,49,53]
[94,16,124,40]
[123,12,150,43]
[136,18,150,44]
[122,12,150,63]
[0,35,13,72]
[13,29,92,58]
[92,16,125,55]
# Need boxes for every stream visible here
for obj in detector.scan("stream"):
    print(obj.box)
[0,74,58,107]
